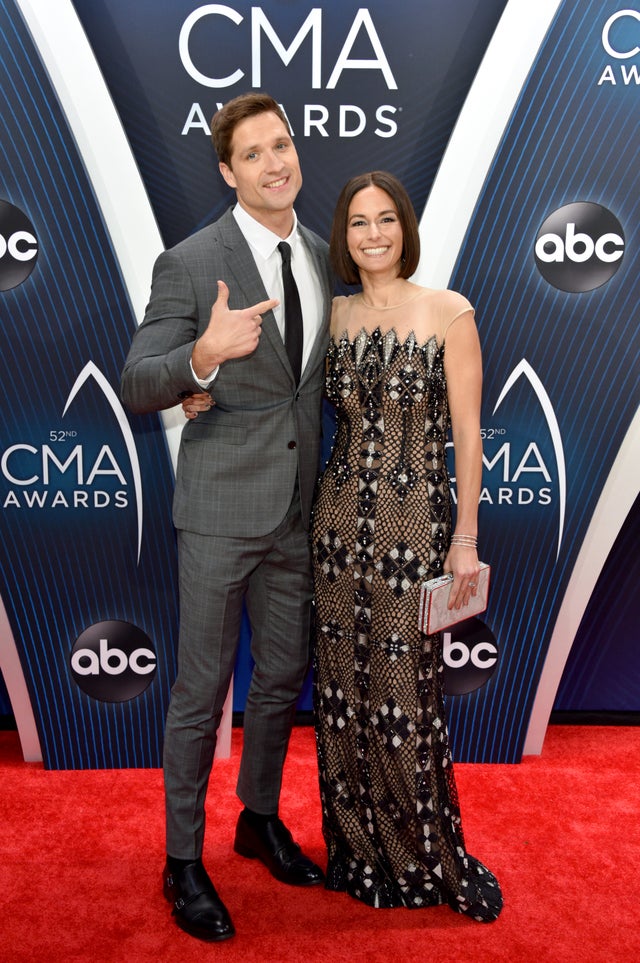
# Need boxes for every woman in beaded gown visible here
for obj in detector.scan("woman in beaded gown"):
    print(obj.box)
[311,171,502,922]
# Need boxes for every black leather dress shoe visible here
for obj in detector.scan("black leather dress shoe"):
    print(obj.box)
[233,812,325,886]
[163,859,235,942]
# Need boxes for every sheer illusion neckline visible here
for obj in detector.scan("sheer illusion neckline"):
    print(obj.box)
[356,288,426,311]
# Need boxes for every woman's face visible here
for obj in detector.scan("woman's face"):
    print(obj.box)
[346,185,404,278]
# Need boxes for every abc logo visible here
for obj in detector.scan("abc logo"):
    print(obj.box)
[442,618,498,696]
[0,199,39,291]
[70,620,157,703]
[534,202,624,293]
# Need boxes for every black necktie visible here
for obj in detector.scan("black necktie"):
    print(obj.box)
[277,241,303,384]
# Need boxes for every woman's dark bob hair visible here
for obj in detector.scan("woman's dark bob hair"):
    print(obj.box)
[329,171,420,285]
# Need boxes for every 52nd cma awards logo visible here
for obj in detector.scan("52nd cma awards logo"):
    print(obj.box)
[449,357,567,558]
[449,361,566,558]
[2,361,144,562]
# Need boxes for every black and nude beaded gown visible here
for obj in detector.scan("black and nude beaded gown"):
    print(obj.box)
[311,289,502,922]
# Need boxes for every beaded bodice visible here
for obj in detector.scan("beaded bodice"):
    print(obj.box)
[324,327,451,520]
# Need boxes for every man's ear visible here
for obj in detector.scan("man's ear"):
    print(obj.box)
[219,162,236,189]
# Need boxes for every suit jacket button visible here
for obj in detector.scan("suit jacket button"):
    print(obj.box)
[288,440,297,449]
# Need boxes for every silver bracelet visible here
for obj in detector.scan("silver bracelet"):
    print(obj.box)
[450,534,478,547]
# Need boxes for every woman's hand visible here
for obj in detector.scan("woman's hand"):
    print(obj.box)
[443,544,481,610]
[181,391,214,420]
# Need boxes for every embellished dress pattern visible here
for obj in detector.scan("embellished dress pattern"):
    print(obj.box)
[311,323,501,921]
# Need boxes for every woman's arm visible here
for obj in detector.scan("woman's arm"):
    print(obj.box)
[442,307,483,610]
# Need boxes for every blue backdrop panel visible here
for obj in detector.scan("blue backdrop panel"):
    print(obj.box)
[0,1,179,767]
[447,0,639,759]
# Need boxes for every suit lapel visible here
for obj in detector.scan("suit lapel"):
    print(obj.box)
[217,211,291,372]
[216,211,331,387]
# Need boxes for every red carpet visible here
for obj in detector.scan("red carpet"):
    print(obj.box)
[1,724,638,962]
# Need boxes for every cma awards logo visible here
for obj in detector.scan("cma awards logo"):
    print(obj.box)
[1,361,144,562]
[180,6,398,139]
[463,360,566,560]
[70,620,156,702]
[597,8,640,86]
[0,200,38,291]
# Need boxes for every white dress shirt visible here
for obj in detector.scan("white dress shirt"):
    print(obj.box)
[192,204,323,386]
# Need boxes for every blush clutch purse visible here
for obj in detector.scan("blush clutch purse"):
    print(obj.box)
[418,563,491,634]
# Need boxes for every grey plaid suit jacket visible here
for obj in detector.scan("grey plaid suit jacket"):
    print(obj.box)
[121,208,333,536]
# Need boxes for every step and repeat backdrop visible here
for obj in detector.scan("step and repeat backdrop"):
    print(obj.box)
[1,0,638,767]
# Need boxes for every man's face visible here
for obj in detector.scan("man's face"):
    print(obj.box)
[219,111,302,230]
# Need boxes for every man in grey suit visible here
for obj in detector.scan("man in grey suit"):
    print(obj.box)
[121,92,333,942]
